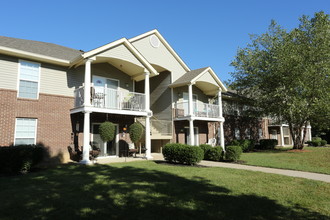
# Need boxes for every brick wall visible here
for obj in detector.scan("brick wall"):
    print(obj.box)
[223,114,262,144]
[0,89,74,161]
[173,120,209,145]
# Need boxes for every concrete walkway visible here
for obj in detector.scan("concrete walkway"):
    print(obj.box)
[96,153,330,183]
[199,160,330,183]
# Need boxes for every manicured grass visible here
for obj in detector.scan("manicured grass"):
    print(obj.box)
[241,147,330,174]
[1,161,330,219]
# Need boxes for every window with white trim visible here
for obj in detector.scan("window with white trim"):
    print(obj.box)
[18,60,40,99]
[235,128,240,140]
[15,118,37,145]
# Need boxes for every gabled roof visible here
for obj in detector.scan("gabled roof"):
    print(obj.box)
[170,67,208,86]
[0,36,82,61]
[129,29,191,72]
[75,38,158,77]
[169,67,227,93]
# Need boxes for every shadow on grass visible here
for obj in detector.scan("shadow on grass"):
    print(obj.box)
[0,162,328,220]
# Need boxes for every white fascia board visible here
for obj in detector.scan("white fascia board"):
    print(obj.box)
[129,29,191,72]
[191,67,228,92]
[0,46,71,66]
[79,38,158,76]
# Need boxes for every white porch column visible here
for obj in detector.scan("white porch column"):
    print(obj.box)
[84,58,93,107]
[220,122,225,150]
[280,125,285,146]
[80,111,91,164]
[188,83,194,116]
[307,125,312,141]
[218,89,223,118]
[218,90,225,150]
[189,118,195,145]
[144,70,152,159]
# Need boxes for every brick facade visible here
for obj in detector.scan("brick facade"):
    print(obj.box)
[223,114,262,144]
[173,120,210,145]
[0,89,74,161]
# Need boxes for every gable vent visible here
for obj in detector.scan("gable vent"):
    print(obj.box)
[149,35,160,48]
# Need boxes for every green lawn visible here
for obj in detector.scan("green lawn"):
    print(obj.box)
[1,161,330,219]
[241,147,330,174]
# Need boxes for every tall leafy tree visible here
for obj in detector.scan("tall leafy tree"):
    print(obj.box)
[230,11,330,149]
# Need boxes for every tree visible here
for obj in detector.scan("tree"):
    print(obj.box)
[230,11,330,149]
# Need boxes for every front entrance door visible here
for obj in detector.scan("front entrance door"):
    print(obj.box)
[92,123,119,157]
[92,76,119,109]
[183,93,197,116]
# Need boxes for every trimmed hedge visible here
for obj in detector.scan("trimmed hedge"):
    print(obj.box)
[0,144,45,174]
[129,122,144,144]
[99,121,115,142]
[163,143,203,165]
[258,139,278,150]
[320,140,327,146]
[225,145,242,162]
[205,146,223,161]
[199,144,212,159]
[230,139,255,152]
[307,137,327,147]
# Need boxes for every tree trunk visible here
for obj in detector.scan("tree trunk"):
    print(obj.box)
[291,123,307,150]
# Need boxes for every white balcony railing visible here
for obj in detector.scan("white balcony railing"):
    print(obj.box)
[174,101,220,118]
[74,86,146,111]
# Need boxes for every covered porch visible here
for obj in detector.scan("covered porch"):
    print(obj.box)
[170,67,227,148]
[70,38,158,164]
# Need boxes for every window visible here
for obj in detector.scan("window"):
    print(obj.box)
[258,128,263,138]
[245,128,251,139]
[18,60,40,99]
[235,128,240,140]
[14,118,37,145]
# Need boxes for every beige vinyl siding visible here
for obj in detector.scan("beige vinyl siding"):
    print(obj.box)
[91,63,133,92]
[131,34,187,82]
[198,71,218,86]
[98,44,144,69]
[174,86,209,104]
[0,54,18,90]
[40,63,75,97]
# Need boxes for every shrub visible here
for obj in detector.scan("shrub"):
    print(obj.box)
[0,144,45,174]
[199,144,212,159]
[99,121,115,142]
[129,122,144,144]
[320,140,327,146]
[205,146,223,161]
[163,143,203,165]
[225,145,242,162]
[230,139,255,152]
[307,137,326,147]
[311,137,322,146]
[258,139,278,150]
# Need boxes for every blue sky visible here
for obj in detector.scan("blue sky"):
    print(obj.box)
[0,0,329,82]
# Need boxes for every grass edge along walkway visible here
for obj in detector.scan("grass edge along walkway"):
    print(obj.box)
[199,160,330,183]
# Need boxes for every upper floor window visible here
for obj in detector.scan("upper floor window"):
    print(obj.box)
[18,60,40,99]
[14,118,37,145]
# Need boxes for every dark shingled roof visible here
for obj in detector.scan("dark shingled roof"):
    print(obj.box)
[0,36,82,61]
[170,67,208,86]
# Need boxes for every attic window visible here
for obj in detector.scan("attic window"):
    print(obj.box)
[149,35,160,48]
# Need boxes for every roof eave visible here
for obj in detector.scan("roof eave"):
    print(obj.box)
[77,38,158,76]
[0,46,71,66]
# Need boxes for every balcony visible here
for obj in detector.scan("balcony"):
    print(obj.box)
[74,86,146,112]
[174,101,220,119]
